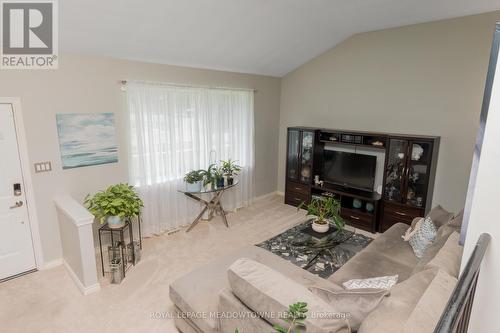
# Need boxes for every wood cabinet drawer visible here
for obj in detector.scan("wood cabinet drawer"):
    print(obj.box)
[383,202,423,223]
[285,192,309,207]
[341,208,374,232]
[379,201,424,232]
[379,214,410,233]
[286,181,310,195]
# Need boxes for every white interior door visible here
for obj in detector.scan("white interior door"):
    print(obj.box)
[0,103,36,280]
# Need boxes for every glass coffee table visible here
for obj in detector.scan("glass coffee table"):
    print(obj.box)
[178,181,238,232]
[257,219,372,278]
[290,222,354,270]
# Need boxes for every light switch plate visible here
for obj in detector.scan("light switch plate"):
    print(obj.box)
[34,161,52,173]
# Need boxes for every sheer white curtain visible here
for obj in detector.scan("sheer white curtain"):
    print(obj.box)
[126,82,255,235]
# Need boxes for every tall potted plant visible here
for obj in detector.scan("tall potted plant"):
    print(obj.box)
[183,169,205,192]
[84,183,143,229]
[220,159,241,185]
[298,197,344,233]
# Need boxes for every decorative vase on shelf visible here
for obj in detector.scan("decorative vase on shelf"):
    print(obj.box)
[353,199,362,209]
[107,215,125,229]
[227,177,234,185]
[216,177,225,188]
[312,220,330,233]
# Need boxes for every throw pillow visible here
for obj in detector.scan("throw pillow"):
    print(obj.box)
[426,205,454,228]
[309,286,389,332]
[408,217,437,258]
[342,275,398,290]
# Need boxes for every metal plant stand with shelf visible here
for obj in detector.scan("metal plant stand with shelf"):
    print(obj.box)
[98,215,143,278]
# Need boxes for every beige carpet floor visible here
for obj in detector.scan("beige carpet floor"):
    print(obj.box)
[0,194,374,333]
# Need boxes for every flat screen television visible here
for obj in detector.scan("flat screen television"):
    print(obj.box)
[323,150,376,192]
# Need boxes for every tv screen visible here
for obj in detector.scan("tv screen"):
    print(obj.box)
[323,150,376,191]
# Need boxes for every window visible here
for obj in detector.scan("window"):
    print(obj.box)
[126,82,255,233]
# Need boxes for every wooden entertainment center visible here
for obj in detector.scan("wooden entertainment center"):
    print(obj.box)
[285,127,440,233]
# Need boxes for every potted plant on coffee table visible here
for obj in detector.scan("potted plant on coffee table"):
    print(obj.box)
[220,159,241,185]
[183,169,205,192]
[84,183,143,229]
[298,196,344,233]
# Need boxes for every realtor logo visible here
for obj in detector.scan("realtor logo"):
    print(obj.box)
[1,0,58,69]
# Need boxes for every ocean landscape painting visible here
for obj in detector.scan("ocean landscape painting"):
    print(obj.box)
[56,113,118,169]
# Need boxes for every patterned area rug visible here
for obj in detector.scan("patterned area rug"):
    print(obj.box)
[256,220,373,278]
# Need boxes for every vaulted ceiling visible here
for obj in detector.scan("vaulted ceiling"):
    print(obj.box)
[61,0,500,77]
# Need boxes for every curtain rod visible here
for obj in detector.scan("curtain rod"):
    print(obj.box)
[120,80,257,93]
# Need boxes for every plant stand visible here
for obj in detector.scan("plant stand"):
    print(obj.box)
[98,216,143,278]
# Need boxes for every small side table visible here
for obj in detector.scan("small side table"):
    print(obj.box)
[98,216,143,278]
[178,181,239,232]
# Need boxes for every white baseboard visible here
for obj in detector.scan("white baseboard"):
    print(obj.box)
[63,260,101,295]
[276,191,285,197]
[253,191,281,202]
[41,258,63,270]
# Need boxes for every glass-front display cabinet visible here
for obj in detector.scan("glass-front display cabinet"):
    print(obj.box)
[384,138,434,209]
[285,128,315,207]
[286,129,315,184]
[380,137,439,232]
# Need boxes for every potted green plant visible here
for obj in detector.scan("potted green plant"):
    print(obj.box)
[203,164,217,190]
[84,183,143,229]
[298,196,344,233]
[213,166,225,188]
[183,169,205,192]
[220,159,241,185]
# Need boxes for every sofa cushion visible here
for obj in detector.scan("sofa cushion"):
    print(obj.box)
[402,270,457,333]
[358,268,440,333]
[426,231,463,278]
[169,245,341,333]
[218,288,274,333]
[309,286,389,331]
[426,205,454,228]
[228,258,350,333]
[329,223,417,285]
[359,223,418,267]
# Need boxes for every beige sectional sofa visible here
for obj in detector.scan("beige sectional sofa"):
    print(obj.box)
[169,206,463,333]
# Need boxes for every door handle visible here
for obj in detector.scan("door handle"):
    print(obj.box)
[9,201,23,209]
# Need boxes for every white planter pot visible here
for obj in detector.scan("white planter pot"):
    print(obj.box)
[186,181,202,192]
[107,215,125,229]
[312,220,330,233]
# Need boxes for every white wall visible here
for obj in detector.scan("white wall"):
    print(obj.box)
[461,28,500,332]
[0,54,281,265]
[278,11,500,213]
